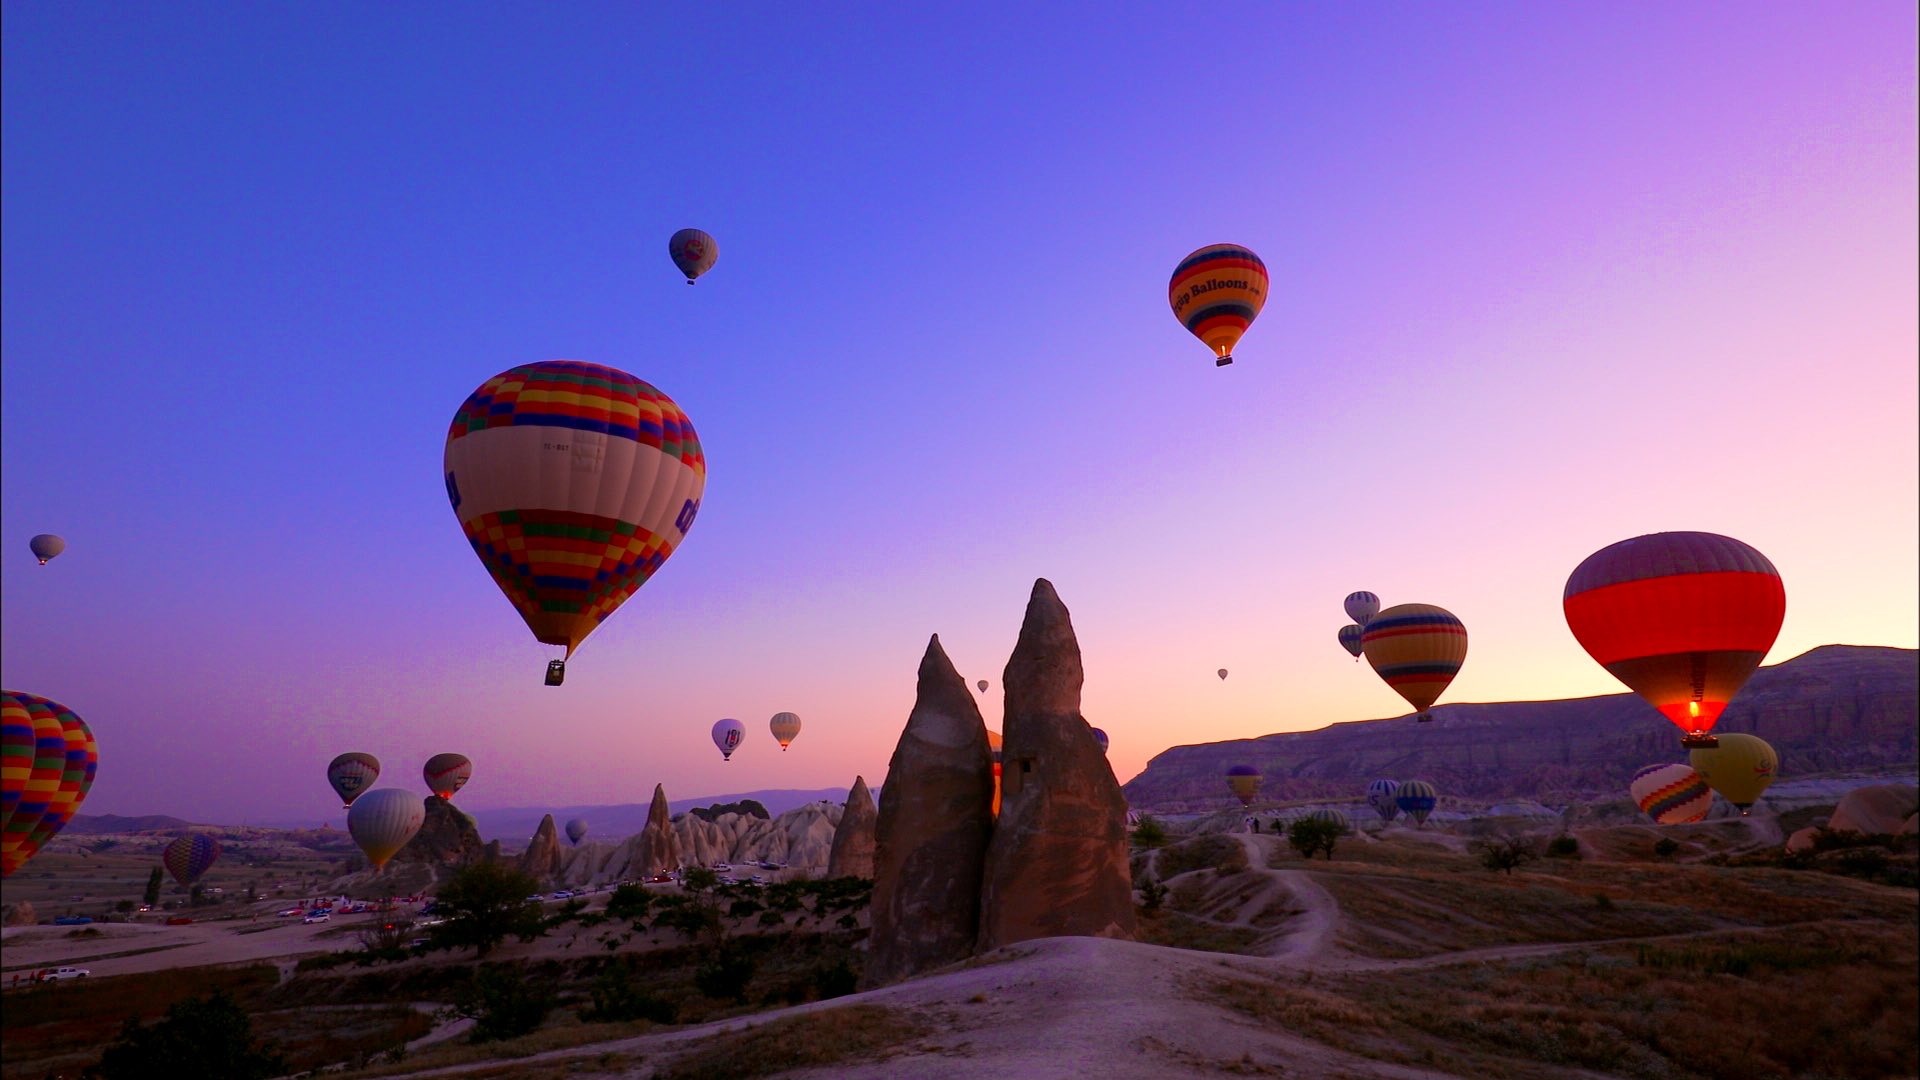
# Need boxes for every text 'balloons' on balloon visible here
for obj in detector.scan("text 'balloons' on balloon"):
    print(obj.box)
[163,834,220,887]
[1343,591,1379,626]
[712,719,745,761]
[1689,733,1778,814]
[1169,244,1268,366]
[443,361,706,678]
[565,818,589,846]
[1225,764,1261,807]
[1564,531,1786,748]
[29,535,65,565]
[769,712,802,751]
[1395,780,1438,826]
[1365,778,1401,822]
[1628,763,1713,826]
[424,754,472,800]
[1,691,98,878]
[1338,624,1365,659]
[1361,604,1467,722]
[668,228,717,284]
[327,753,380,809]
[348,789,426,869]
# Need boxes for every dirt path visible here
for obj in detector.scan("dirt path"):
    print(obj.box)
[1229,833,1342,962]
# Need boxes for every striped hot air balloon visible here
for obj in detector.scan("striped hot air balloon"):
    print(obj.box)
[1365,778,1401,822]
[1168,244,1268,366]
[1338,624,1365,660]
[1225,764,1261,807]
[1628,763,1713,826]
[1565,532,1785,748]
[1689,733,1778,814]
[327,753,380,809]
[1361,604,1467,722]
[1306,808,1350,833]
[162,834,221,887]
[1343,591,1379,626]
[769,712,802,751]
[668,228,717,284]
[1395,780,1438,826]
[1,691,97,878]
[444,361,706,682]
[348,789,426,869]
[987,728,1004,818]
[424,754,472,800]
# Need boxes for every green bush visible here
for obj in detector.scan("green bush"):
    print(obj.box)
[606,883,654,921]
[93,991,286,1080]
[1287,818,1341,861]
[1131,815,1168,849]
[1545,835,1580,859]
[450,963,554,1043]
[694,947,756,1003]
[582,956,677,1024]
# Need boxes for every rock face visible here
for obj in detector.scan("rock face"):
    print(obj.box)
[978,580,1136,951]
[393,796,487,868]
[1123,645,1918,809]
[1827,784,1920,836]
[520,815,562,882]
[864,634,996,988]
[637,784,682,877]
[828,776,877,879]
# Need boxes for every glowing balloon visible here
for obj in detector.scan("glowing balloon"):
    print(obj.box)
[327,753,380,810]
[769,712,802,751]
[1689,733,1777,814]
[1338,625,1364,660]
[1,691,97,878]
[987,729,1003,818]
[1168,244,1268,366]
[668,228,717,284]
[1343,591,1379,626]
[162,834,220,887]
[29,535,65,565]
[565,818,589,846]
[1395,780,1437,826]
[348,789,425,869]
[1361,604,1467,722]
[1628,763,1712,826]
[1091,726,1109,754]
[1565,532,1785,747]
[1225,764,1261,807]
[424,754,472,800]
[444,361,706,676]
[977,680,989,693]
[712,719,745,761]
[1365,778,1400,822]
[1217,669,1229,681]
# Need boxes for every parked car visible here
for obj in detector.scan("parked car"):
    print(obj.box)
[165,916,193,925]
[38,967,90,981]
[550,891,573,901]
[712,862,731,871]
[277,907,304,917]
[749,875,770,886]
[51,916,93,926]
[303,912,331,924]
[645,874,672,884]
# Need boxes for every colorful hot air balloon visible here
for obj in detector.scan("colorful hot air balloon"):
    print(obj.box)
[1564,532,1786,748]
[1365,778,1401,822]
[565,818,589,846]
[1091,727,1109,754]
[769,712,802,751]
[162,834,220,887]
[1628,763,1713,826]
[1225,764,1261,807]
[444,361,706,683]
[1395,780,1438,826]
[1,691,97,878]
[977,680,989,693]
[712,719,745,761]
[986,728,1003,817]
[1343,591,1379,626]
[29,535,65,565]
[1338,624,1365,660]
[1689,733,1777,814]
[1168,244,1268,366]
[347,789,425,869]
[668,228,717,284]
[1361,604,1467,722]
[1217,669,1229,681]
[327,753,380,810]
[1306,808,1350,833]
[424,754,472,800]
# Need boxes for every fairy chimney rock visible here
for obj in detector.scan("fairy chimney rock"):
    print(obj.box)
[639,783,683,876]
[863,634,996,988]
[828,775,878,879]
[978,579,1136,950]
[519,814,561,882]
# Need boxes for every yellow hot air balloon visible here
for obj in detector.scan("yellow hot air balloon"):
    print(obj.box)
[347,789,426,869]
[1168,244,1268,366]
[986,728,1003,818]
[1360,604,1468,722]
[769,712,802,751]
[1689,733,1778,814]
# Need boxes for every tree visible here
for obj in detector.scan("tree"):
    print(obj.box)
[1135,874,1168,915]
[1474,835,1539,876]
[1287,818,1342,861]
[93,991,286,1079]
[1131,816,1168,850]
[142,868,163,907]
[582,956,676,1024]
[448,963,553,1043]
[605,883,654,922]
[429,863,547,958]
[1652,837,1680,858]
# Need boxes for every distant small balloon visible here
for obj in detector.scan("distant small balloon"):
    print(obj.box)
[424,754,472,800]
[29,535,65,565]
[977,680,989,693]
[769,712,802,751]
[1343,591,1379,626]
[327,753,380,810]
[1395,780,1438,826]
[163,834,220,887]
[668,228,717,284]
[565,818,589,846]
[1091,727,1109,754]
[712,718,745,761]
[1218,669,1229,681]
[1225,764,1261,807]
[1338,624,1365,659]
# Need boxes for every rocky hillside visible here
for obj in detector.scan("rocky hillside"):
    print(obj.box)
[1122,645,1917,810]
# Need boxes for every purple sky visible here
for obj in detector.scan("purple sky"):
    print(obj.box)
[4,5,1915,825]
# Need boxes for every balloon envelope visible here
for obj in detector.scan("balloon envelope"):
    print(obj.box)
[1395,780,1438,825]
[565,818,589,846]
[1218,669,1229,681]
[1306,808,1350,833]
[163,834,220,887]
[1628,763,1713,825]
[977,680,989,693]
[769,712,802,750]
[1689,733,1778,812]
[327,753,380,809]
[424,754,472,800]
[668,228,717,283]
[1365,779,1401,822]
[1225,764,1261,807]
[1168,244,1268,364]
[1343,591,1379,626]
[348,789,426,868]
[444,361,706,662]
[29,535,65,565]
[1,691,98,878]
[1338,624,1365,659]
[712,719,745,760]
[986,729,1003,817]
[1091,726,1109,754]
[1565,532,1785,745]
[1361,604,1467,719]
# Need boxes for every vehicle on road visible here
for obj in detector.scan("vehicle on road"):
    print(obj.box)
[37,967,90,981]
[277,908,303,917]
[164,916,193,925]
[303,912,331,924]
[51,916,93,926]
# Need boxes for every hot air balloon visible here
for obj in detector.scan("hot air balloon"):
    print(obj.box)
[29,535,65,565]
[1306,808,1350,833]
[769,712,802,751]
[1365,778,1401,822]
[1628,763,1713,826]
[977,680,989,693]
[1,691,97,878]
[668,228,717,284]
[1217,669,1229,681]
[1168,244,1267,366]
[1689,733,1777,814]
[987,728,1003,817]
[1091,727,1109,754]
[1564,532,1785,748]
[1395,780,1437,826]
[162,834,220,888]
[712,719,745,761]
[444,361,706,684]
[1361,604,1467,722]
[565,818,589,846]
[1343,591,1379,626]
[424,754,472,800]
[347,789,425,869]
[1225,764,1261,807]
[1338,625,1365,660]
[327,753,380,809]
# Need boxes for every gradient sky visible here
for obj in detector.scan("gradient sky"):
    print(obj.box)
[4,4,1915,826]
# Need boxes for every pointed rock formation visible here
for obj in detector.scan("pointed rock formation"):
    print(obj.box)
[828,776,878,879]
[637,784,683,876]
[393,796,487,868]
[864,635,996,988]
[520,814,561,883]
[978,579,1136,950]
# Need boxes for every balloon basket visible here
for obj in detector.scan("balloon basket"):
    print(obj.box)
[545,660,566,686]
[1215,356,1232,367]
[1416,713,1432,723]
[1680,733,1718,748]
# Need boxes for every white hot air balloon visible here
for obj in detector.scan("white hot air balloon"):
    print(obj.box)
[712,718,745,761]
[348,789,427,869]
[1344,591,1380,626]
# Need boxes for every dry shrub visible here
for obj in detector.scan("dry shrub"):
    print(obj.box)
[1157,834,1248,879]
[1136,913,1264,955]
[657,1004,931,1080]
